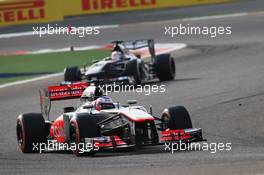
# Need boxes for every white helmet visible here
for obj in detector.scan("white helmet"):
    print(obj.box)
[95,96,115,111]
[111,51,123,61]
[81,86,103,102]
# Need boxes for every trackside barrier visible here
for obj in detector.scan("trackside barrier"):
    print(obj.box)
[0,0,63,26]
[64,0,232,16]
[0,0,231,27]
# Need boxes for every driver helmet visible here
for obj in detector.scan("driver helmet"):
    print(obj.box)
[111,51,123,61]
[95,96,115,111]
[81,86,103,102]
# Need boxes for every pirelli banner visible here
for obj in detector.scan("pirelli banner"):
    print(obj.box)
[64,0,231,16]
[0,0,63,26]
[0,0,231,26]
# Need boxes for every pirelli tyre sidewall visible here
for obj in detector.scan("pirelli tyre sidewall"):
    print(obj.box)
[161,106,193,130]
[16,113,47,153]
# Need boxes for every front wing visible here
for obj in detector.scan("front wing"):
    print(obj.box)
[83,128,204,153]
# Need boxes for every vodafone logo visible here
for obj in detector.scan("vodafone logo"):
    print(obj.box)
[82,0,156,10]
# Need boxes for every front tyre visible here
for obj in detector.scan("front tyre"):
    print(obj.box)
[161,106,193,130]
[70,114,100,156]
[125,59,143,85]
[16,113,47,153]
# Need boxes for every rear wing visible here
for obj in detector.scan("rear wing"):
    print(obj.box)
[39,82,89,120]
[112,39,156,61]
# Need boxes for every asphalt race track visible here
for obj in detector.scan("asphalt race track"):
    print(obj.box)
[1,1,264,175]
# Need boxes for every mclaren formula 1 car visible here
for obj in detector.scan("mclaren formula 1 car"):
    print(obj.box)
[64,39,176,85]
[16,82,204,156]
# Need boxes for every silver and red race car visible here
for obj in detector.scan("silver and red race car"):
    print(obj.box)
[16,82,204,156]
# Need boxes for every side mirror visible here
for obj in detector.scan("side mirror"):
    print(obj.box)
[127,100,137,105]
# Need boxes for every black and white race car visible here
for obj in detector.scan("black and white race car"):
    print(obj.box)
[64,39,176,85]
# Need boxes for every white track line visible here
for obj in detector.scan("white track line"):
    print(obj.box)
[123,12,248,27]
[0,25,119,39]
[0,31,33,39]
[182,13,248,21]
[29,43,187,55]
[155,43,187,54]
[0,73,63,89]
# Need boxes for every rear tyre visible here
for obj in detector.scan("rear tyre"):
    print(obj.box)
[161,106,192,130]
[155,54,175,81]
[64,66,81,82]
[16,113,47,153]
[70,113,100,156]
